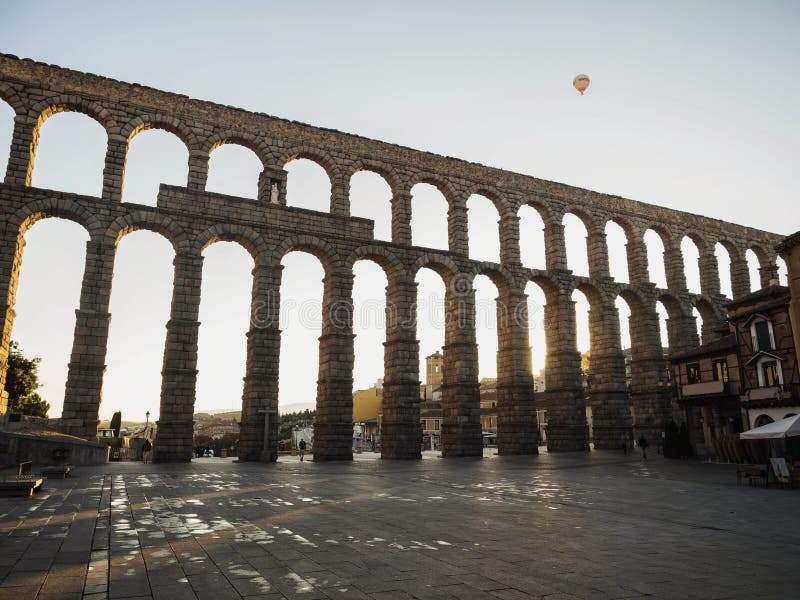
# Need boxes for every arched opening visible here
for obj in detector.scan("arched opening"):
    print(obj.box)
[615,295,632,352]
[410,183,448,250]
[693,307,704,345]
[352,259,388,399]
[473,274,499,381]
[0,99,13,176]
[643,229,668,288]
[31,112,107,196]
[518,205,546,270]
[563,213,589,277]
[195,242,253,418]
[278,251,325,413]
[681,236,702,294]
[284,158,331,212]
[349,171,392,242]
[206,144,262,199]
[525,281,548,380]
[10,218,89,419]
[416,266,446,399]
[605,220,629,283]
[571,288,592,383]
[104,231,175,423]
[746,249,761,292]
[778,257,789,286]
[655,301,670,352]
[467,195,500,263]
[122,129,188,206]
[715,243,733,299]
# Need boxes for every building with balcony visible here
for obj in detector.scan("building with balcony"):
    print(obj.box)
[670,284,800,460]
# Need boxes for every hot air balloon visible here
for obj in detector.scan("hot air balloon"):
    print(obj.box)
[573,74,590,95]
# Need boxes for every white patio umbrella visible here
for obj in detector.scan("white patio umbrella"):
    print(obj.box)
[740,414,800,440]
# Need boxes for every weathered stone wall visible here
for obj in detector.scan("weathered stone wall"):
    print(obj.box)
[0,54,784,461]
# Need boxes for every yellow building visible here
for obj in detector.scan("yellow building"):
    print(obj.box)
[353,383,382,422]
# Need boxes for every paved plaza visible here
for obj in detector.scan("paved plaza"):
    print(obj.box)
[1,450,798,600]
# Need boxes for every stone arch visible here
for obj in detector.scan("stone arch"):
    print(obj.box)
[206,130,270,167]
[104,211,189,253]
[349,159,402,196]
[529,273,559,304]
[273,234,339,273]
[470,263,515,297]
[196,223,269,263]
[468,187,513,219]
[29,95,118,135]
[277,145,337,183]
[120,114,199,150]
[605,216,634,283]
[348,245,407,281]
[573,280,605,310]
[693,296,724,342]
[411,253,459,283]
[520,197,555,226]
[10,196,103,240]
[409,173,457,205]
[466,193,502,263]
[0,82,28,116]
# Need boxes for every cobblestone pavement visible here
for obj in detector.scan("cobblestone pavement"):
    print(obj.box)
[1,450,798,600]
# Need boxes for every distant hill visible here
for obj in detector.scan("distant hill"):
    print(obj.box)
[279,402,316,414]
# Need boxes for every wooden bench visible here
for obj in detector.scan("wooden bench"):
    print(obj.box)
[0,462,44,497]
[40,465,72,479]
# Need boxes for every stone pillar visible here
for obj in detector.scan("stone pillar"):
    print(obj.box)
[626,235,650,285]
[153,249,203,463]
[441,278,482,457]
[587,301,632,449]
[730,253,751,299]
[499,213,521,265]
[698,249,721,297]
[544,220,569,271]
[664,244,687,291]
[314,269,355,461]
[447,196,469,257]
[382,273,421,459]
[238,263,282,462]
[101,135,127,202]
[665,312,699,355]
[4,115,36,186]
[0,224,23,419]
[587,230,610,279]
[330,170,350,216]
[187,150,209,191]
[777,233,800,360]
[542,293,589,451]
[495,288,538,454]
[391,191,412,246]
[257,167,287,205]
[628,304,672,447]
[759,262,779,289]
[61,239,116,438]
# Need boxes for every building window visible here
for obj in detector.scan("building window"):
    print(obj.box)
[434,419,440,431]
[712,359,728,383]
[687,363,701,384]
[751,318,774,351]
[761,361,779,387]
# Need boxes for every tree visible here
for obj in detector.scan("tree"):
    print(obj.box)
[580,351,591,384]
[110,411,122,437]
[5,340,50,418]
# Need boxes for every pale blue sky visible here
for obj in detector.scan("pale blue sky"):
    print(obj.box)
[0,1,797,421]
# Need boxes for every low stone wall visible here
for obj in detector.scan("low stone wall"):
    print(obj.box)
[0,431,109,467]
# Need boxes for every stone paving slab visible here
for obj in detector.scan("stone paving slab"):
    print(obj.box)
[0,450,798,599]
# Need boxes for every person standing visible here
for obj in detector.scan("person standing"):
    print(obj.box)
[141,438,152,464]
[298,438,307,462]
[621,433,628,456]
[638,435,649,459]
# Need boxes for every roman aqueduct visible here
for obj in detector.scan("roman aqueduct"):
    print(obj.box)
[0,54,784,462]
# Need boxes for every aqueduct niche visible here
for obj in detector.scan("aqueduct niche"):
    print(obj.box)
[0,54,785,462]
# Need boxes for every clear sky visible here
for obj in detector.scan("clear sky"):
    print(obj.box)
[0,1,797,421]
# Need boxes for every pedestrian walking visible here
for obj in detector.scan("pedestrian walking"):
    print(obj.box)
[638,434,649,459]
[298,438,307,462]
[625,430,632,454]
[141,439,152,464]
[621,433,628,456]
